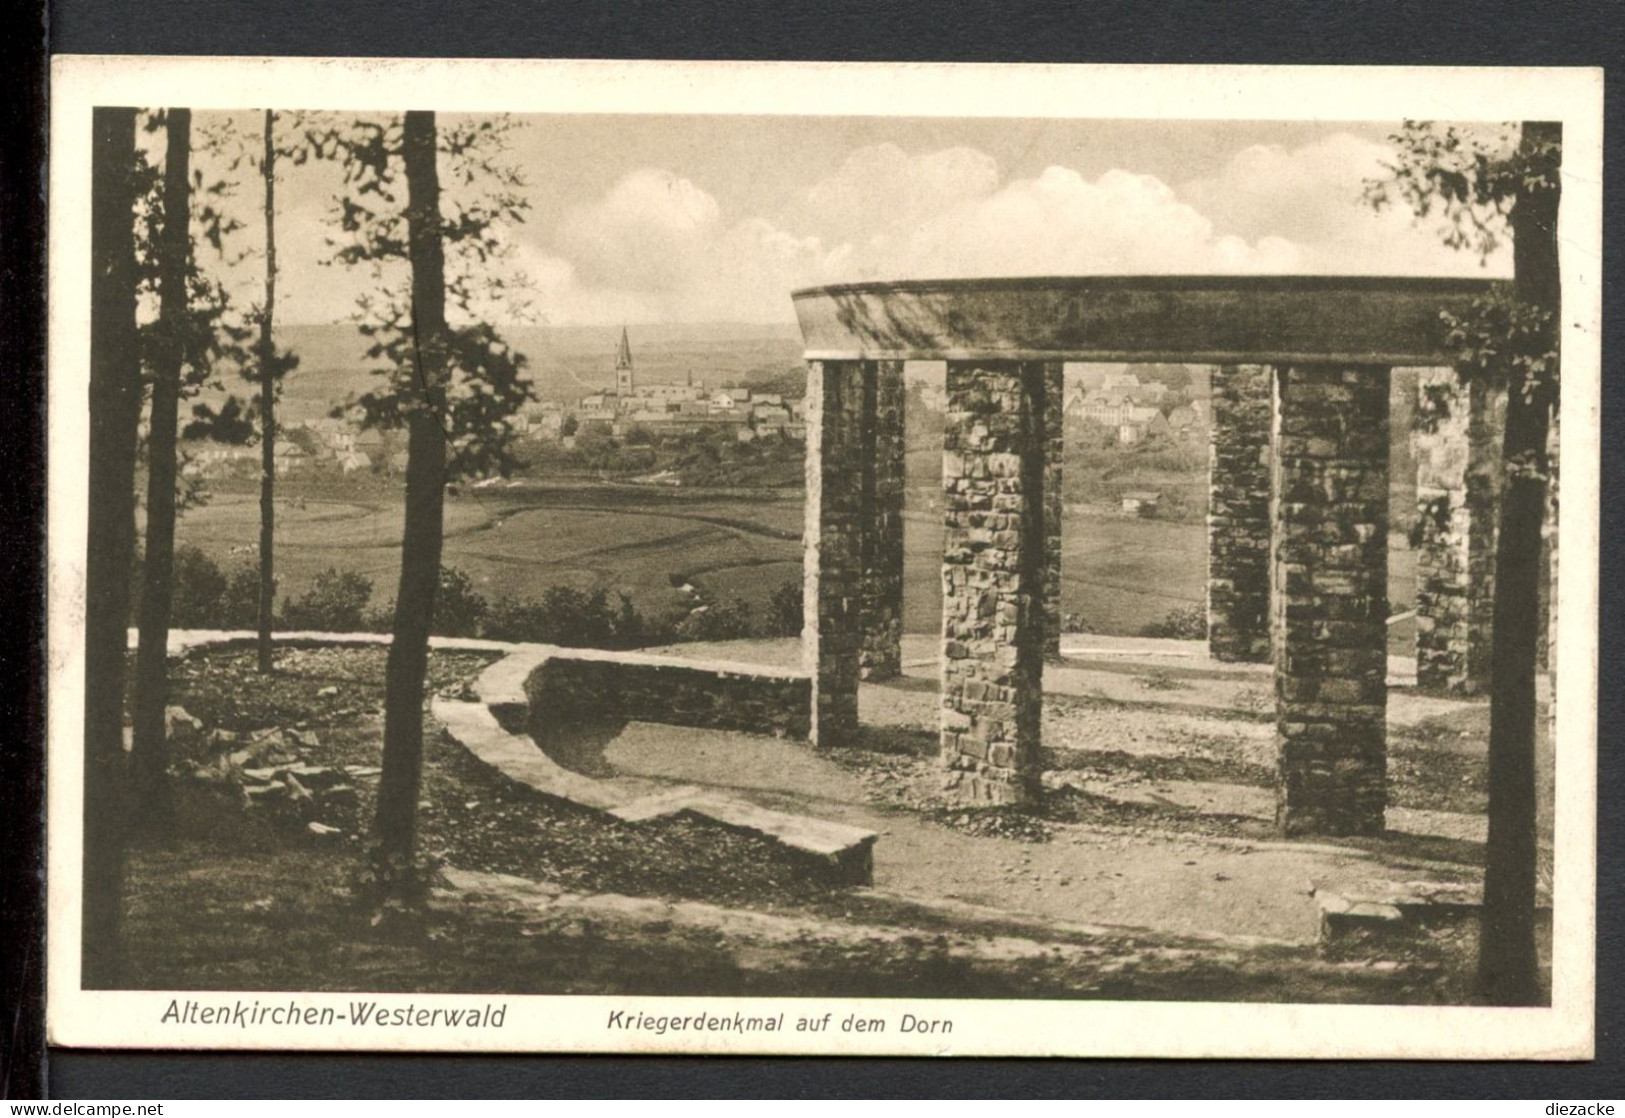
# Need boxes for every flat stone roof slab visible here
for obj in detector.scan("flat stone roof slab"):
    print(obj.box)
[793,275,1506,366]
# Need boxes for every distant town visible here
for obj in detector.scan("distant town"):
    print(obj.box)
[180,329,1219,494]
[180,326,811,484]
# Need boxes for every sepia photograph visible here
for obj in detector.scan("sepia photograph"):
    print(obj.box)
[44,58,1601,1059]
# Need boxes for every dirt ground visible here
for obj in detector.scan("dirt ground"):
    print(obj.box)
[111,637,1551,1003]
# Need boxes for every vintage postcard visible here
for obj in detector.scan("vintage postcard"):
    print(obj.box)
[45,57,1602,1058]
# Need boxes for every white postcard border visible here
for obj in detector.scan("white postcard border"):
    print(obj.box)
[45,55,1604,1059]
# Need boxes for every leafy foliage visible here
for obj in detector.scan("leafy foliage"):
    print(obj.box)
[129,110,256,518]
[311,113,537,479]
[167,546,228,627]
[133,111,253,396]
[768,579,804,638]
[1365,121,1561,456]
[481,586,669,649]
[432,565,488,638]
[676,596,755,641]
[220,564,262,629]
[186,111,304,448]
[1441,294,1558,479]
[281,568,375,632]
[1139,603,1207,641]
[1361,121,1557,263]
[183,393,256,444]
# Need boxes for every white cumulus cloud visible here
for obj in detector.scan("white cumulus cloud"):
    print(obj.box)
[521,131,1506,323]
[557,168,724,292]
[1180,132,1511,277]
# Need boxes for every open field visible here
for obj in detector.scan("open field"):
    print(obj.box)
[171,478,1417,646]
[172,480,803,624]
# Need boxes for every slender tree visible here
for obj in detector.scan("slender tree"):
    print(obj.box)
[373,110,452,892]
[184,111,301,671]
[257,109,279,672]
[1367,121,1562,1004]
[129,109,193,828]
[1479,121,1561,1005]
[84,107,143,987]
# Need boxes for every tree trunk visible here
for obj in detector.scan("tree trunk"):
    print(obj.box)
[130,108,192,833]
[258,109,277,674]
[371,111,448,895]
[84,107,142,987]
[1478,120,1561,1006]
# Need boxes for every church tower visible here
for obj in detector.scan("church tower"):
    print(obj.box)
[615,326,634,397]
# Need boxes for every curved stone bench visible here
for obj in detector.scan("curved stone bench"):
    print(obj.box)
[456,644,875,886]
[137,629,875,885]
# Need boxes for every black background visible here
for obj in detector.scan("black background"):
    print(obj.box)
[7,0,1622,1099]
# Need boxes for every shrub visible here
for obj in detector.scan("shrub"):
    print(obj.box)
[280,568,374,632]
[169,546,229,628]
[676,596,754,641]
[768,579,803,637]
[481,586,666,649]
[219,564,262,629]
[1139,602,1207,641]
[433,566,488,638]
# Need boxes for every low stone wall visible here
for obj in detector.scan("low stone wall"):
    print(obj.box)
[524,650,811,741]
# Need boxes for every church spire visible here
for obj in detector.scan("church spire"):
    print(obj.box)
[615,326,634,396]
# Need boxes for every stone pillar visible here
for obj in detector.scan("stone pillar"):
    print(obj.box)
[860,360,906,681]
[1271,365,1390,837]
[940,361,1047,804]
[1208,364,1274,663]
[1413,368,1502,694]
[803,359,865,746]
[1043,362,1064,659]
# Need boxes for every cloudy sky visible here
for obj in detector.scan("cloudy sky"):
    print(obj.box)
[185,113,1512,326]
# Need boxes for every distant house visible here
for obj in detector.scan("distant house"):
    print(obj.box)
[1098,370,1168,401]
[1120,490,1161,516]
[1114,407,1170,446]
[339,450,372,474]
[182,439,257,476]
[301,417,352,457]
[1077,391,1162,428]
[272,441,307,476]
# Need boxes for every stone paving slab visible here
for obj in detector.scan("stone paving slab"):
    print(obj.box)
[1311,875,1553,942]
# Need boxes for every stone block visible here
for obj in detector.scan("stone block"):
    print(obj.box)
[941,360,1046,801]
[1271,364,1389,837]
[1208,364,1274,663]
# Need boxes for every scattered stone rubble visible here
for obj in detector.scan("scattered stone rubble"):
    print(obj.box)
[172,704,380,838]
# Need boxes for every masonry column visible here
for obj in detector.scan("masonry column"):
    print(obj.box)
[860,360,906,680]
[1413,368,1503,693]
[1208,364,1274,663]
[1272,365,1390,836]
[803,359,865,745]
[1043,362,1065,659]
[941,360,1047,804]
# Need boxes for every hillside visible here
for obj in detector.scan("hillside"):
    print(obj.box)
[250,322,806,422]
